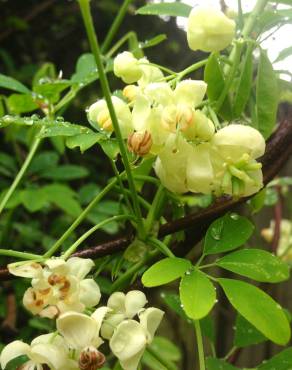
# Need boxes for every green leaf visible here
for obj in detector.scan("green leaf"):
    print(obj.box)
[216,249,289,283]
[249,188,266,214]
[206,358,239,370]
[34,80,72,103]
[142,257,191,287]
[204,54,232,120]
[39,165,89,180]
[232,45,253,118]
[7,94,38,114]
[38,123,92,138]
[179,269,216,320]
[161,292,190,322]
[256,49,278,139]
[21,188,49,212]
[234,314,267,348]
[29,151,59,174]
[150,337,181,362]
[32,62,56,87]
[71,53,98,84]
[0,73,30,94]
[218,278,291,345]
[274,45,292,63]
[66,132,102,152]
[136,2,192,17]
[100,139,120,159]
[204,213,254,255]
[258,348,292,370]
[142,351,168,370]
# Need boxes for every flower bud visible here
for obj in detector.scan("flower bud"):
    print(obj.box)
[187,6,235,52]
[127,131,152,156]
[123,85,139,102]
[79,346,105,370]
[114,51,142,84]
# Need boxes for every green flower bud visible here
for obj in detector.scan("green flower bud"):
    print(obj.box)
[187,6,235,52]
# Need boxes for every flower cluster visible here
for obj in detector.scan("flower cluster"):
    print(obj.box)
[88,50,265,197]
[1,259,164,370]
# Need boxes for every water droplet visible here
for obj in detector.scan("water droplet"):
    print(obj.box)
[211,220,224,240]
[230,213,239,220]
[56,116,64,122]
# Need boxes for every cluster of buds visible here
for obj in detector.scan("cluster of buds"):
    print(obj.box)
[1,259,164,370]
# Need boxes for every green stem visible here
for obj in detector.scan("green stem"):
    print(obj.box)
[78,0,145,239]
[216,42,243,112]
[146,347,177,370]
[0,136,42,216]
[110,159,133,213]
[194,320,206,370]
[110,250,159,292]
[44,178,117,258]
[101,0,134,53]
[63,214,134,259]
[0,249,43,260]
[145,185,165,233]
[106,31,136,58]
[148,236,175,258]
[242,0,269,38]
[177,59,208,81]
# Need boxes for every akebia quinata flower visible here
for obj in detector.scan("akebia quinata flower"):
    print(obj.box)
[113,51,142,84]
[8,257,101,318]
[187,6,236,52]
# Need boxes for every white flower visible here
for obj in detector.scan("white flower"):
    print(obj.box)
[187,6,235,52]
[137,58,164,88]
[56,309,109,369]
[9,257,101,318]
[101,291,147,340]
[110,308,164,370]
[114,52,142,84]
[87,96,133,138]
[0,333,71,370]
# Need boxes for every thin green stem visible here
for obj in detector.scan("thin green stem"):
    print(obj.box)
[242,0,269,38]
[110,250,159,292]
[146,347,177,370]
[110,159,133,212]
[177,59,208,81]
[194,320,206,370]
[131,174,160,186]
[223,346,237,361]
[114,186,151,211]
[63,214,134,259]
[148,236,175,258]
[101,0,134,53]
[106,31,136,58]
[145,185,165,233]
[78,0,145,239]
[139,62,177,76]
[44,178,117,258]
[0,136,42,216]
[0,249,43,260]
[216,42,243,112]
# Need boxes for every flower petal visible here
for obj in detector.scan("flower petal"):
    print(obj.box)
[119,348,145,370]
[175,80,207,107]
[139,307,164,343]
[91,306,112,334]
[0,341,30,369]
[57,311,99,349]
[79,279,101,307]
[45,258,67,274]
[100,313,125,340]
[8,262,42,279]
[107,292,126,313]
[30,342,68,369]
[110,320,146,361]
[125,291,147,319]
[66,257,94,280]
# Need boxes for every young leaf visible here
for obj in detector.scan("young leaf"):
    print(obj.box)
[204,53,232,120]
[206,358,239,370]
[0,73,30,94]
[142,257,191,287]
[38,123,92,138]
[136,2,192,18]
[274,45,292,63]
[179,269,216,320]
[71,53,98,84]
[256,49,278,139]
[234,314,267,348]
[218,278,291,345]
[258,348,292,370]
[204,213,254,255]
[232,45,253,118]
[7,94,38,114]
[216,248,289,282]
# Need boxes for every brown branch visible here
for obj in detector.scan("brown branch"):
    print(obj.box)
[271,186,283,253]
[0,117,291,280]
[1,283,17,337]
